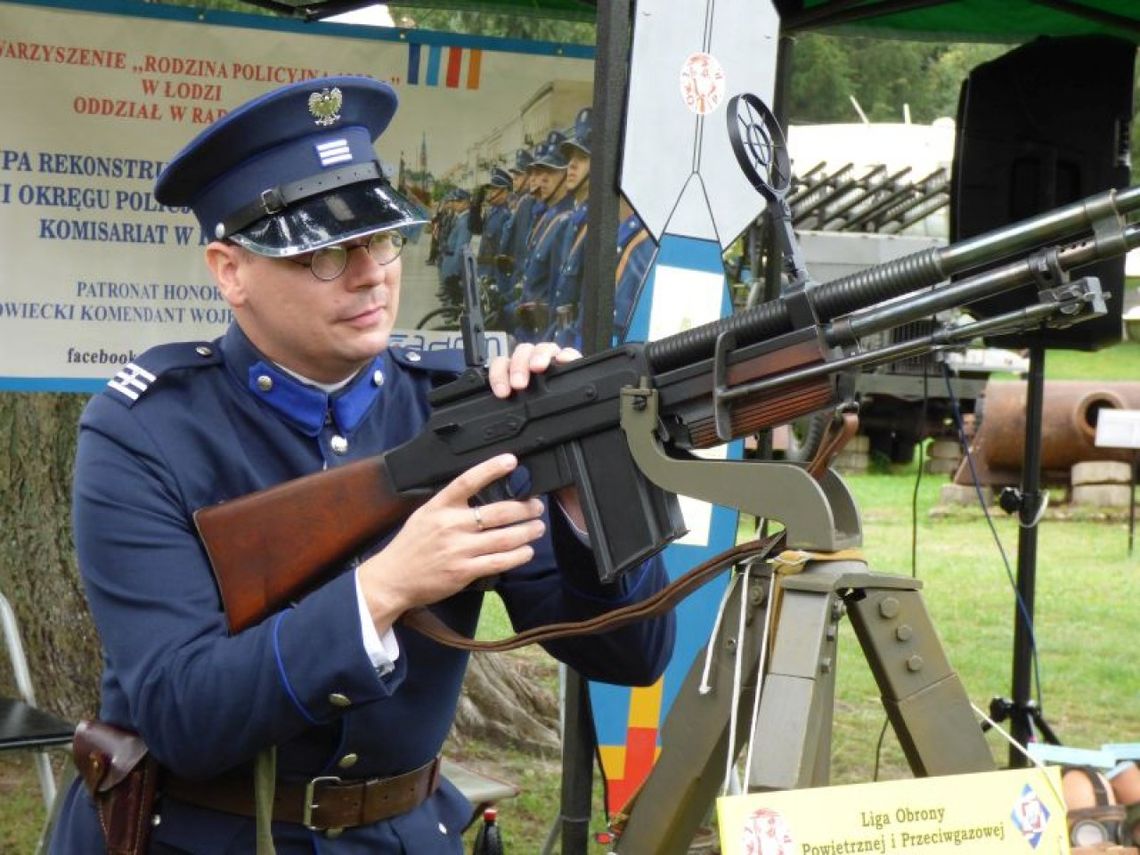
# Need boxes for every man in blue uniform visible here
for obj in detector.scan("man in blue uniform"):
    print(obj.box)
[437,188,472,308]
[496,147,540,295]
[556,197,657,349]
[548,108,592,344]
[50,76,674,855]
[473,167,513,299]
[611,201,658,342]
[509,131,574,342]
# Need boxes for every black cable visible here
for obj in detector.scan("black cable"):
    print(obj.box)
[872,717,890,782]
[911,366,929,582]
[940,362,1045,714]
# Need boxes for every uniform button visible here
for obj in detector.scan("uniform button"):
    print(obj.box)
[256,375,274,392]
[337,753,358,769]
[406,351,421,362]
[330,435,349,455]
[438,822,448,834]
[328,693,351,707]
[195,345,213,357]
[372,370,384,387]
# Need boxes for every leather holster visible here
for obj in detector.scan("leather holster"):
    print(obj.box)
[73,719,159,855]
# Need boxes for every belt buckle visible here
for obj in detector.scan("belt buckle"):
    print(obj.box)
[302,775,342,830]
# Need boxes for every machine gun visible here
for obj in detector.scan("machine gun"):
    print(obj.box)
[195,93,1140,634]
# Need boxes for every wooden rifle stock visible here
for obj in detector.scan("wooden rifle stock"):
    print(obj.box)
[193,455,426,633]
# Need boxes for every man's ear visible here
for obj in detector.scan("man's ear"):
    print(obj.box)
[206,241,247,308]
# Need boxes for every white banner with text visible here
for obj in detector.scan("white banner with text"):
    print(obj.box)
[0,0,592,390]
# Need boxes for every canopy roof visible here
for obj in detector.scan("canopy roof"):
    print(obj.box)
[241,0,1140,42]
[776,0,1140,42]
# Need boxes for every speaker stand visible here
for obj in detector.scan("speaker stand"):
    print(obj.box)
[998,343,1061,765]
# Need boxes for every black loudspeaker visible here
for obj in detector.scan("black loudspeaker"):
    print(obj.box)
[950,35,1136,350]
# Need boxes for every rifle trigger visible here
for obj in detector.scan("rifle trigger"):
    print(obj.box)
[477,478,513,504]
[478,464,533,505]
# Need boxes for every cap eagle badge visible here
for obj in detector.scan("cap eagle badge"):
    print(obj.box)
[308,87,343,127]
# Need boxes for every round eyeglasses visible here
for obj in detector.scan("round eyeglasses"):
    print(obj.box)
[289,231,406,281]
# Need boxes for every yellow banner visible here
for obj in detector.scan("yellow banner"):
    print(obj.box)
[717,767,1070,854]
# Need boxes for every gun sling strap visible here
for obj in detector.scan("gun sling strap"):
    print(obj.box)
[400,533,788,653]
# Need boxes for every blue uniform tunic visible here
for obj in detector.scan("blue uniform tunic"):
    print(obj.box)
[499,194,538,293]
[50,324,674,854]
[509,196,573,343]
[438,209,472,286]
[476,202,511,292]
[613,214,657,342]
[546,202,590,343]
[556,214,657,350]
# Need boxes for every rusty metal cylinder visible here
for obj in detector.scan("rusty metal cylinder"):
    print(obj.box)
[960,380,1140,485]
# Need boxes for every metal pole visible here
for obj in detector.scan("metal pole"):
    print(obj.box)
[558,3,634,852]
[559,671,595,853]
[1009,344,1045,766]
[579,0,630,355]
[1130,450,1137,557]
[760,34,796,306]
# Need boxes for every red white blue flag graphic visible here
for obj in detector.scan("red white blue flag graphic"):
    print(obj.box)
[406,44,483,89]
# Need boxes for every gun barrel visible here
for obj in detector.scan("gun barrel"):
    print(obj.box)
[942,184,1140,271]
[837,222,1140,342]
[646,184,1140,373]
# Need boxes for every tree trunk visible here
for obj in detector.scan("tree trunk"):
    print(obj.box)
[0,392,101,723]
[452,651,561,756]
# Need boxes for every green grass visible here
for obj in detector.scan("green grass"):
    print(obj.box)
[1040,337,1140,381]
[0,755,53,853]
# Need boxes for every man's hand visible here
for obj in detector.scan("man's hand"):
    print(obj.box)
[360,344,588,633]
[488,343,587,531]
[487,341,581,398]
[359,453,545,633]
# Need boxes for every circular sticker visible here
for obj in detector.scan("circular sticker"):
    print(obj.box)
[679,52,726,115]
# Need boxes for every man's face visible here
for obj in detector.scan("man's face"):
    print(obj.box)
[210,235,402,383]
[565,150,591,193]
[526,170,543,197]
[512,172,527,193]
[488,187,507,206]
[533,166,564,202]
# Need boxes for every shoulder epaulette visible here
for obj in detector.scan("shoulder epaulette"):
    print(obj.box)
[104,341,221,406]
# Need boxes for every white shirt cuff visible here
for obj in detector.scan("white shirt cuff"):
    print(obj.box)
[355,568,400,677]
[555,497,591,543]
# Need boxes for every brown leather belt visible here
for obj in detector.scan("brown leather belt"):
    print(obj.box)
[164,756,441,831]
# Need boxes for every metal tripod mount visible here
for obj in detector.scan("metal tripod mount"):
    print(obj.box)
[611,385,996,854]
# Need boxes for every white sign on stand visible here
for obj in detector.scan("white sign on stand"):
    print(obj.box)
[1093,408,1140,556]
[1094,408,1140,450]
